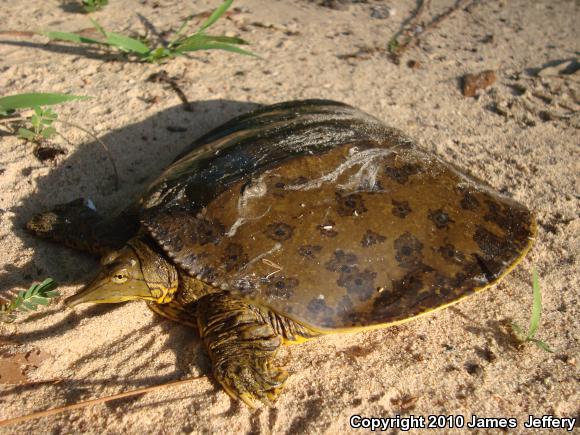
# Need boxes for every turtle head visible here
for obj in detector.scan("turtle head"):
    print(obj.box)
[65,238,178,307]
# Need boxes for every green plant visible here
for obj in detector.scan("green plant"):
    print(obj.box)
[511,267,554,353]
[0,278,59,322]
[46,0,254,63]
[82,0,108,13]
[0,93,89,144]
[17,106,58,142]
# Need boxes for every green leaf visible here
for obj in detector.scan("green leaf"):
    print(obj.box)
[527,266,541,339]
[105,32,151,54]
[31,114,40,127]
[90,18,108,38]
[21,301,37,311]
[169,15,195,48]
[18,128,37,141]
[24,283,37,299]
[0,278,59,323]
[175,41,256,57]
[530,339,554,353]
[144,46,172,62]
[198,0,233,33]
[41,127,57,138]
[177,34,248,47]
[0,93,90,112]
[29,297,50,306]
[45,31,104,45]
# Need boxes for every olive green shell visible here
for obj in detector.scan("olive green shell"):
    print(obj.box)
[140,100,536,330]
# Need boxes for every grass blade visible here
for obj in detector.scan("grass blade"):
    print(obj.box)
[175,41,255,56]
[105,32,150,54]
[45,31,104,45]
[527,267,541,339]
[530,339,554,353]
[0,93,90,111]
[177,34,248,46]
[90,18,108,38]
[198,0,233,33]
[168,15,195,47]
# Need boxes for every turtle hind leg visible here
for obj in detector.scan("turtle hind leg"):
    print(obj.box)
[26,198,138,256]
[196,292,288,407]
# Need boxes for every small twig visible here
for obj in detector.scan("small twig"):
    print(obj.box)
[0,115,119,190]
[52,119,120,191]
[147,71,194,112]
[388,0,431,63]
[388,0,476,63]
[0,376,204,428]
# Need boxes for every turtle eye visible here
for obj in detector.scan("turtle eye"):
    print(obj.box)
[111,270,128,284]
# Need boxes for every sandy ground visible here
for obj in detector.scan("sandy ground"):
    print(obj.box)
[0,0,578,433]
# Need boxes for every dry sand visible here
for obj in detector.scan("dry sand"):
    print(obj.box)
[0,0,578,433]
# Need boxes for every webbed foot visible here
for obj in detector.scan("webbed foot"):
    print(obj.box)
[214,353,288,407]
[196,293,288,407]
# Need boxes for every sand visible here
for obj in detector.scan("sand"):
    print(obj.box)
[0,0,578,433]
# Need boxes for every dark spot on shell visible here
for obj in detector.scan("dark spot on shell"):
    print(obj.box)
[221,243,248,272]
[317,220,338,237]
[393,269,424,295]
[460,192,480,210]
[437,244,465,264]
[337,267,377,301]
[373,267,430,319]
[325,250,357,273]
[336,295,354,313]
[473,253,502,282]
[272,180,287,198]
[391,200,412,219]
[394,232,424,268]
[196,218,225,246]
[483,199,533,247]
[299,244,322,258]
[265,222,294,241]
[307,298,334,319]
[384,163,420,184]
[265,275,299,300]
[336,192,367,217]
[473,226,510,258]
[431,272,458,301]
[429,209,455,229]
[361,229,386,247]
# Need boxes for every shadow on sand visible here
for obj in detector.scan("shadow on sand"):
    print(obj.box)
[2,99,260,410]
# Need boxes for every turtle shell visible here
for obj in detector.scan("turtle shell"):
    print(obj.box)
[140,100,536,331]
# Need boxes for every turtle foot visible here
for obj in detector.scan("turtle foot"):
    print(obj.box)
[214,357,288,407]
[197,292,288,407]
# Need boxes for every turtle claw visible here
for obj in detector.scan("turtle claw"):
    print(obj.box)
[214,360,288,407]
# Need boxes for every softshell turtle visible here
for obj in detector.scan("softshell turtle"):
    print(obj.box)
[27,100,536,406]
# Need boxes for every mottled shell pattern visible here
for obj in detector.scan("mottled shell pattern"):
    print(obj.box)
[140,100,536,331]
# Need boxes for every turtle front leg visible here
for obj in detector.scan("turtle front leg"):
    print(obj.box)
[196,292,288,407]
